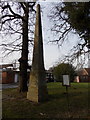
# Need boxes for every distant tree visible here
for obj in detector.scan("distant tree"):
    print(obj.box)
[1,2,36,92]
[53,63,76,82]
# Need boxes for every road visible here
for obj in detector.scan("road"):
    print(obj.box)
[0,83,18,90]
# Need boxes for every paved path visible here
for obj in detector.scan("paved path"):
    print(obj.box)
[0,90,2,120]
[0,83,18,90]
[0,84,1,91]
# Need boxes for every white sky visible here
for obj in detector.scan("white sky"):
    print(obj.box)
[0,2,88,69]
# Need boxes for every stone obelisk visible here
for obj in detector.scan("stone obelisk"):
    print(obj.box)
[27,4,48,102]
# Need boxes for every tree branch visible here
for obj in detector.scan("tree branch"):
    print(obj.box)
[7,3,25,21]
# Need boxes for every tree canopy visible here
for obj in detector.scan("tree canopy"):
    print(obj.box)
[49,2,90,65]
[63,2,90,48]
[1,2,35,57]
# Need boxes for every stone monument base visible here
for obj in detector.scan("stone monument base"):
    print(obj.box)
[27,85,48,103]
[27,70,48,103]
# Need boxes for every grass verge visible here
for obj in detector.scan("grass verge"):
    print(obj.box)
[2,82,90,119]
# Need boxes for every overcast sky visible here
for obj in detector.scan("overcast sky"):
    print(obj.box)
[0,1,88,69]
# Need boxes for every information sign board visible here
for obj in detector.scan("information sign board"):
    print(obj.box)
[63,75,70,86]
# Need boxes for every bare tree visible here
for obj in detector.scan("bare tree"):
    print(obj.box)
[49,2,90,68]
[1,1,36,92]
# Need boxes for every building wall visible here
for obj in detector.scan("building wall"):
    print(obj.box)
[2,72,7,84]
[79,75,89,82]
[0,70,2,84]
[2,71,14,84]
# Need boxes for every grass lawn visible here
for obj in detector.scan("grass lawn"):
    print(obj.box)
[2,82,90,119]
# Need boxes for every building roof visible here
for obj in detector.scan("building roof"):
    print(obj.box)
[78,68,90,76]
[0,64,13,69]
[84,68,90,75]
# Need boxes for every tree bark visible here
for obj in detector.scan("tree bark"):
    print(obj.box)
[19,3,29,92]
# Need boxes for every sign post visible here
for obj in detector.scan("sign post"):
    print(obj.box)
[63,75,70,92]
[62,75,70,117]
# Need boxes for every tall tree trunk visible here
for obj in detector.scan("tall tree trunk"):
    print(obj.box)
[19,3,29,92]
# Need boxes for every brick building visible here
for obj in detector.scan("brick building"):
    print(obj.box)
[0,64,19,84]
[2,69,14,84]
[75,68,90,82]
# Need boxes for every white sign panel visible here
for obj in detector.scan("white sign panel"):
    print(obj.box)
[63,75,70,86]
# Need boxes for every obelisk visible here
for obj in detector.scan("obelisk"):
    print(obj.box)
[27,4,48,102]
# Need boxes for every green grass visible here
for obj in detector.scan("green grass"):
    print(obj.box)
[2,82,90,119]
